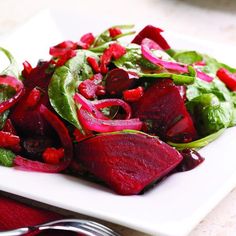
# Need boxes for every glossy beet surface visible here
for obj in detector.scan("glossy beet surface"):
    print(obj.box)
[177,149,205,172]
[131,25,170,50]
[105,68,136,95]
[134,79,197,142]
[75,132,183,195]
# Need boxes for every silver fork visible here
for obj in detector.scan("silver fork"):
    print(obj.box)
[0,219,121,236]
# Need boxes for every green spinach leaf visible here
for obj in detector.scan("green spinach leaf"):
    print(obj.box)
[0,148,15,167]
[0,48,19,128]
[0,47,19,78]
[168,128,225,150]
[173,51,203,64]
[93,25,135,47]
[48,50,98,131]
[187,93,233,135]
[114,44,159,73]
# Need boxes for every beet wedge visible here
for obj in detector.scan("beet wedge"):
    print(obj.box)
[75,131,183,195]
[134,79,197,142]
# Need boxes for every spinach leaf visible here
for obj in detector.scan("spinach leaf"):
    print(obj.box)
[230,92,236,126]
[0,148,15,167]
[168,128,225,150]
[93,25,135,47]
[202,54,236,75]
[140,72,195,85]
[48,50,98,131]
[173,51,203,64]
[186,77,231,102]
[115,45,196,85]
[0,48,19,128]
[114,44,159,73]
[187,93,233,136]
[0,85,15,129]
[0,47,19,78]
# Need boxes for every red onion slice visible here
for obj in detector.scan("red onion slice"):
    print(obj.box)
[93,99,132,119]
[141,38,213,82]
[14,105,73,173]
[77,108,142,133]
[74,93,108,120]
[0,76,24,113]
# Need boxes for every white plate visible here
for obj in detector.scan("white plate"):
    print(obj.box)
[1,10,236,236]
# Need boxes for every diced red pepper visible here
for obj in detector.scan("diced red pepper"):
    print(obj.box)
[54,40,77,49]
[49,40,77,57]
[81,33,95,45]
[0,131,21,152]
[100,43,126,74]
[216,68,236,91]
[78,80,97,99]
[109,43,126,59]
[87,57,100,73]
[109,27,122,38]
[54,50,76,67]
[77,33,95,49]
[123,86,144,102]
[42,147,64,164]
[50,40,77,67]
[78,74,103,99]
[25,88,41,108]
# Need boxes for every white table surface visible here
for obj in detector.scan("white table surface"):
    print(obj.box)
[0,0,236,235]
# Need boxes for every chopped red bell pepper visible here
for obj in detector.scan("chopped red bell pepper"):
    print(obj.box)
[216,68,236,91]
[0,131,21,152]
[87,57,100,73]
[123,86,144,102]
[54,50,76,67]
[77,33,95,49]
[49,40,77,66]
[109,27,122,38]
[42,147,64,164]
[78,74,103,99]
[100,43,126,74]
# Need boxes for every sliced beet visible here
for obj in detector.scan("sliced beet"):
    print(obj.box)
[131,25,171,50]
[134,79,197,142]
[105,68,136,95]
[75,132,183,195]
[11,61,54,136]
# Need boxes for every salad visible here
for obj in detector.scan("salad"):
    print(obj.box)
[0,25,236,195]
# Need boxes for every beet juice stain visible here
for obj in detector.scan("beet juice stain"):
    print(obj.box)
[177,149,205,172]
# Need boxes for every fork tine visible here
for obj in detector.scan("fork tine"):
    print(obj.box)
[83,221,121,236]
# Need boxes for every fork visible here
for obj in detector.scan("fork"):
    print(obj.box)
[0,219,121,236]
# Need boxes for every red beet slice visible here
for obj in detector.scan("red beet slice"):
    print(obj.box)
[105,68,136,95]
[134,79,197,142]
[11,61,54,136]
[75,132,183,195]
[131,25,170,50]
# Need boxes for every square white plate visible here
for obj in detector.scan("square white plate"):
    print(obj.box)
[1,10,236,236]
